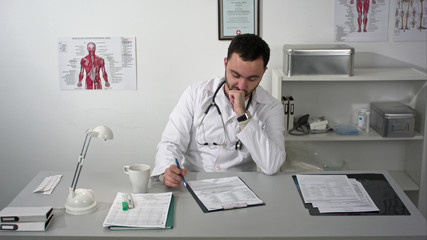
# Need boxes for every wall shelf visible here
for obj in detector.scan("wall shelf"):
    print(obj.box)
[285,129,423,142]
[277,67,427,82]
[272,67,427,210]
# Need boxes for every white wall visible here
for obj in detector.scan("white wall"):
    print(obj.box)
[0,0,426,209]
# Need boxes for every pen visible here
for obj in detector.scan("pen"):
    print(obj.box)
[127,193,134,209]
[175,158,187,187]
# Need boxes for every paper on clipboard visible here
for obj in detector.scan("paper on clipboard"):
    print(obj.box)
[187,176,264,212]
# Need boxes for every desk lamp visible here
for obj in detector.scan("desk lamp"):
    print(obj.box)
[65,125,114,215]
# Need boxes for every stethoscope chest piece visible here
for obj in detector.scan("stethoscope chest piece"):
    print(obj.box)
[235,140,242,150]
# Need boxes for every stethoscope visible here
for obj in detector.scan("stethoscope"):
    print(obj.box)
[196,80,252,150]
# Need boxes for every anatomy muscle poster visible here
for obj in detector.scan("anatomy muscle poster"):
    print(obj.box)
[335,0,389,42]
[58,37,137,90]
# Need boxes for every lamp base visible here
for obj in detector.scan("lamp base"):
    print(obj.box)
[65,187,97,215]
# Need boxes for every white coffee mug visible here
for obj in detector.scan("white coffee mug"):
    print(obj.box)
[123,164,151,193]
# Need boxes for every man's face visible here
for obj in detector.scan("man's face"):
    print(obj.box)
[224,52,266,99]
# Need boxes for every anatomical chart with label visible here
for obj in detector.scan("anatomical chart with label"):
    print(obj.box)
[335,0,389,42]
[58,37,136,90]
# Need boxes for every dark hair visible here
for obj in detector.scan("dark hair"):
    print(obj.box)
[227,34,270,68]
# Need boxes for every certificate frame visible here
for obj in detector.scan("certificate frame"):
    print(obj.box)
[218,0,260,40]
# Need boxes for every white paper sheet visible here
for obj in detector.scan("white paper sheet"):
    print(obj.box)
[103,192,172,229]
[188,176,263,211]
[33,175,62,194]
[296,175,379,213]
[297,175,358,202]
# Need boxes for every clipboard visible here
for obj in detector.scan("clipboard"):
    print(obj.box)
[187,176,265,213]
[293,173,410,216]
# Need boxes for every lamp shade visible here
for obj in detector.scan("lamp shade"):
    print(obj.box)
[91,125,114,140]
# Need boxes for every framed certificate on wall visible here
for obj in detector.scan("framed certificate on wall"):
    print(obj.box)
[218,0,259,40]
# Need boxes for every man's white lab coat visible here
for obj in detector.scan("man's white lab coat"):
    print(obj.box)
[151,77,286,177]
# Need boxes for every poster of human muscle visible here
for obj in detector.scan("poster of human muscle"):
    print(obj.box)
[58,37,136,90]
[335,0,389,42]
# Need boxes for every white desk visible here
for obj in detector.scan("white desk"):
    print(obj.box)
[1,170,426,239]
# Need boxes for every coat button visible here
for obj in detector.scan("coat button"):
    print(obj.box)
[215,164,221,170]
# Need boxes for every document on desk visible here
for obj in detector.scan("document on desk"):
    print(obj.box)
[187,176,264,213]
[33,175,62,194]
[296,175,379,213]
[103,192,173,230]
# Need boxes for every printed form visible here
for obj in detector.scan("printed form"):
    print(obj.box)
[103,192,172,229]
[296,175,379,213]
[188,176,264,211]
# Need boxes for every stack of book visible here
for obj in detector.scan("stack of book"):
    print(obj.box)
[0,206,53,231]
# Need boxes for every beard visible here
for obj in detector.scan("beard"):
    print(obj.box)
[224,75,250,98]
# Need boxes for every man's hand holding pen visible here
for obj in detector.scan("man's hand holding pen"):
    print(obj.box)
[163,164,188,188]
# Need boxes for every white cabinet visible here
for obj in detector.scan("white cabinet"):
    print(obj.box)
[272,67,427,213]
